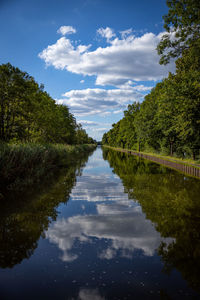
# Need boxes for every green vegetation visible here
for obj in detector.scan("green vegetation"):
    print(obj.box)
[0,61,96,263]
[0,63,96,195]
[102,0,200,161]
[0,143,96,197]
[103,147,200,293]
[0,63,95,144]
[104,145,200,169]
[157,0,200,65]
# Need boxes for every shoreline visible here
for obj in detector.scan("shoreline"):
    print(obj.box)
[103,146,200,179]
[0,143,96,197]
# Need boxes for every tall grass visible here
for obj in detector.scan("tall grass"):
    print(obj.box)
[0,143,96,195]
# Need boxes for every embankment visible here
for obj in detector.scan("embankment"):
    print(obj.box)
[103,146,200,179]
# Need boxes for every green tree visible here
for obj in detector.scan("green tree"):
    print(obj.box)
[0,63,35,141]
[0,63,94,145]
[157,0,200,64]
[135,85,162,152]
[172,41,200,158]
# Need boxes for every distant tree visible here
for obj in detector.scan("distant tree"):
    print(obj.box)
[75,124,95,144]
[135,85,162,152]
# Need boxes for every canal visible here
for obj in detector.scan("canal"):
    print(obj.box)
[0,147,200,299]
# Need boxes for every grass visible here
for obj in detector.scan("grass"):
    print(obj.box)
[0,143,96,195]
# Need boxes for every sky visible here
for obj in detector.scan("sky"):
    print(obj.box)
[0,0,174,141]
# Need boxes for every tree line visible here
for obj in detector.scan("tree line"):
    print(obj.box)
[102,0,200,160]
[0,63,95,144]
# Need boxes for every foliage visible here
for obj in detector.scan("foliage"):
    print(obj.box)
[102,39,200,159]
[102,102,140,150]
[0,143,96,195]
[0,63,95,144]
[157,0,200,64]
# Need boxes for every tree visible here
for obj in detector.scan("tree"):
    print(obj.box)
[0,63,35,141]
[157,0,200,64]
[135,85,162,152]
[0,63,94,145]
[75,124,95,144]
[172,41,200,159]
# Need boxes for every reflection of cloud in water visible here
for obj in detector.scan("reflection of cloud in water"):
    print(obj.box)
[70,174,130,202]
[69,148,131,203]
[85,149,107,165]
[76,289,105,300]
[46,202,169,262]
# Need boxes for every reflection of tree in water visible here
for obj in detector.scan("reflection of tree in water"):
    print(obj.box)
[103,148,200,293]
[0,151,93,269]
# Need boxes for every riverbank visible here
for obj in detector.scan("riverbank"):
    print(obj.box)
[0,143,96,196]
[103,146,200,179]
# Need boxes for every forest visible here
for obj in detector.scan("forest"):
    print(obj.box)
[102,0,200,160]
[0,63,95,145]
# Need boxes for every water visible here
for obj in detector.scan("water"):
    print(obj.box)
[0,147,200,299]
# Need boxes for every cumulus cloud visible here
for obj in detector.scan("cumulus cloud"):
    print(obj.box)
[39,28,174,86]
[57,25,76,36]
[57,87,143,117]
[39,37,91,70]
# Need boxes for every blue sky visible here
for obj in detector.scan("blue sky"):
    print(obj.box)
[0,0,174,140]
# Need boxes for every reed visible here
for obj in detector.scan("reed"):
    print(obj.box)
[0,143,96,194]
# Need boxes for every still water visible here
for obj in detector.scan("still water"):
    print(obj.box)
[0,147,200,299]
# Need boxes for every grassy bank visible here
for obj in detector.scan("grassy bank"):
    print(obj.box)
[103,145,200,167]
[103,146,200,179]
[0,143,96,195]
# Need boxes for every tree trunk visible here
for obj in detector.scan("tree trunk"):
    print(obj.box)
[0,99,5,141]
[170,141,173,156]
[193,150,196,161]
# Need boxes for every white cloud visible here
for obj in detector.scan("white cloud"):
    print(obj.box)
[132,85,153,91]
[39,29,174,86]
[113,109,123,114]
[97,27,116,41]
[80,79,85,83]
[79,120,99,126]
[57,87,143,117]
[93,127,108,132]
[120,28,133,39]
[57,25,76,36]
[39,37,91,70]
